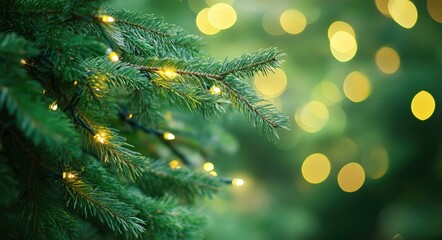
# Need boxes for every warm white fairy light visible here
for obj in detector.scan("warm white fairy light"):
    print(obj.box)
[209,171,217,176]
[94,132,107,144]
[20,59,27,65]
[159,69,178,80]
[163,131,175,140]
[203,162,215,172]
[108,51,119,62]
[128,113,133,119]
[101,15,115,23]
[73,80,78,85]
[209,85,221,95]
[169,159,182,169]
[49,101,58,111]
[62,171,76,179]
[232,178,244,187]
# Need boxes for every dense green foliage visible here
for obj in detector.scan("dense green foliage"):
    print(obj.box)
[0,0,287,239]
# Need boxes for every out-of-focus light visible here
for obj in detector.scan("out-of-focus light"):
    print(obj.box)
[428,0,442,23]
[375,0,391,16]
[338,162,365,193]
[108,51,119,62]
[411,91,436,121]
[232,178,244,187]
[343,71,371,103]
[49,101,58,111]
[389,0,418,29]
[362,147,389,179]
[128,113,133,119]
[301,153,331,184]
[63,171,76,179]
[196,8,220,35]
[319,81,342,104]
[375,47,400,74]
[295,101,329,133]
[20,59,27,64]
[280,9,307,34]
[209,85,222,95]
[262,10,285,36]
[330,31,356,53]
[100,15,115,23]
[203,162,215,172]
[208,3,237,30]
[209,171,217,176]
[94,132,107,144]
[253,68,287,98]
[169,159,182,169]
[163,132,176,140]
[327,21,355,40]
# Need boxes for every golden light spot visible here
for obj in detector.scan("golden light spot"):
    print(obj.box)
[301,153,331,184]
[208,3,237,30]
[330,43,357,62]
[210,171,218,176]
[73,80,78,86]
[295,101,329,133]
[389,0,418,29]
[411,91,436,120]
[362,147,389,179]
[20,59,27,65]
[253,68,287,98]
[375,47,400,74]
[428,0,442,23]
[321,81,343,103]
[128,113,133,119]
[108,51,119,62]
[196,8,220,35]
[203,162,215,172]
[375,0,391,16]
[338,162,365,192]
[94,132,107,144]
[209,85,222,95]
[163,132,176,140]
[330,31,357,53]
[169,159,182,169]
[327,21,355,40]
[49,101,58,111]
[280,9,307,34]
[262,10,285,36]
[158,69,178,80]
[232,178,244,187]
[100,15,115,23]
[343,71,371,102]
[62,171,76,179]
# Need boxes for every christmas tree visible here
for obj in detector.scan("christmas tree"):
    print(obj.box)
[0,0,288,239]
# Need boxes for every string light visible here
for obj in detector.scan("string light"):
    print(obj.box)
[209,171,217,176]
[128,113,133,119]
[42,89,47,94]
[20,59,27,64]
[209,85,221,95]
[100,15,115,23]
[94,132,107,144]
[203,162,215,171]
[62,171,76,179]
[108,51,119,62]
[232,178,244,187]
[158,69,178,80]
[73,80,78,86]
[163,131,175,140]
[169,159,182,169]
[49,101,58,111]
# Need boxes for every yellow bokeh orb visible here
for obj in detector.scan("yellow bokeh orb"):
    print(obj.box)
[280,9,307,34]
[330,44,357,62]
[295,101,329,133]
[362,147,389,179]
[411,91,436,121]
[196,8,220,35]
[375,47,400,74]
[208,3,237,30]
[428,0,442,23]
[389,0,418,29]
[330,31,357,53]
[338,162,365,193]
[343,71,371,103]
[203,162,215,172]
[253,68,287,98]
[262,10,286,36]
[375,0,391,16]
[327,21,355,40]
[302,153,331,184]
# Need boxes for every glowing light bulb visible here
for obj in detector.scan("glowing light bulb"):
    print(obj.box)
[73,80,78,85]
[63,172,76,179]
[232,178,244,187]
[159,69,178,80]
[20,59,27,64]
[203,162,215,172]
[108,51,119,62]
[94,132,107,144]
[169,159,182,169]
[209,85,221,95]
[210,171,217,176]
[163,132,175,140]
[128,113,133,119]
[49,101,58,111]
[101,15,115,23]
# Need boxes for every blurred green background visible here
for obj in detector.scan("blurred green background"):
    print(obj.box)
[112,0,442,239]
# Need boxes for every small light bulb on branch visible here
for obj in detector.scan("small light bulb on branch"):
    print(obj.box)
[94,132,107,144]
[158,69,178,80]
[108,51,119,62]
[163,131,175,140]
[232,178,244,187]
[203,162,215,172]
[101,15,115,23]
[62,171,76,179]
[169,159,182,169]
[20,59,27,65]
[210,171,218,176]
[128,113,133,119]
[49,101,58,111]
[209,85,221,95]
[73,80,78,85]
